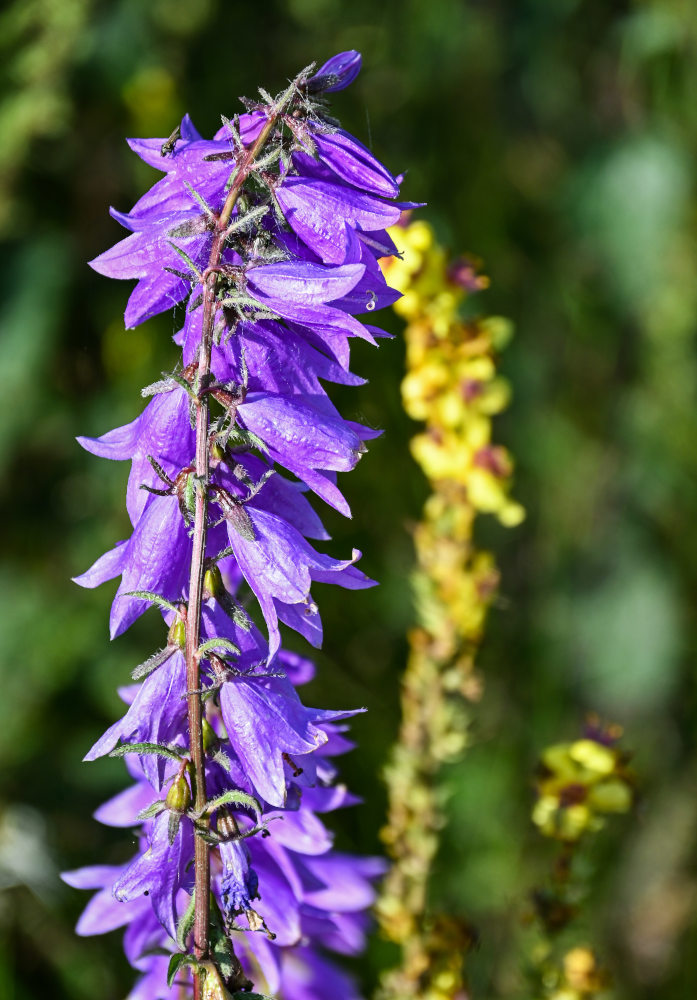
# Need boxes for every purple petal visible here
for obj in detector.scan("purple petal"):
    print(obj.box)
[73,540,128,589]
[313,129,399,198]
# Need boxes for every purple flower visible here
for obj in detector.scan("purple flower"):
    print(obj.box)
[71,50,407,1000]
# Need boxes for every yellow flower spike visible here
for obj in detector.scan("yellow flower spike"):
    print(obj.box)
[377,220,521,1000]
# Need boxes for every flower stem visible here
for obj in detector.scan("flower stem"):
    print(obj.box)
[184,107,283,999]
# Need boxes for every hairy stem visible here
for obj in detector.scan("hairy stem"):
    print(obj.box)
[184,107,283,999]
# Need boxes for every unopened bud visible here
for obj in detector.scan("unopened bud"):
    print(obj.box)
[168,616,186,649]
[203,564,223,600]
[165,774,191,814]
[202,718,218,753]
[211,440,226,464]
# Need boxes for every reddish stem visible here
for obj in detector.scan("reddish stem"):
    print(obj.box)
[184,109,282,1000]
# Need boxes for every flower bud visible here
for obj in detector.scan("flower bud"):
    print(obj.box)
[165,773,191,814]
[202,717,218,753]
[587,779,632,814]
[203,564,223,600]
[568,738,616,777]
[167,615,186,649]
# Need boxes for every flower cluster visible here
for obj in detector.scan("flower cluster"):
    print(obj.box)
[64,52,405,1000]
[376,221,521,1000]
[533,722,634,842]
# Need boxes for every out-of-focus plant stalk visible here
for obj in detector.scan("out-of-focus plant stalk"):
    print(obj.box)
[375,220,524,1000]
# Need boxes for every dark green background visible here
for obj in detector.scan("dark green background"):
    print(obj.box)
[2,0,697,997]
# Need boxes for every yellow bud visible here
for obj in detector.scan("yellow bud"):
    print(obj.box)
[499,501,526,527]
[532,795,560,834]
[199,961,235,1000]
[476,377,511,415]
[559,803,591,840]
[481,315,514,350]
[542,744,579,780]
[568,739,616,777]
[467,469,507,514]
[587,779,632,813]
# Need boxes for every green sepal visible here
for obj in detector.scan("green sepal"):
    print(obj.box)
[183,471,198,519]
[224,203,270,237]
[166,241,202,279]
[132,646,174,681]
[226,424,268,455]
[197,637,241,659]
[176,891,196,951]
[169,372,198,400]
[167,952,200,988]
[194,828,225,845]
[141,376,175,397]
[212,749,232,772]
[135,799,166,821]
[183,182,215,218]
[217,589,252,631]
[167,811,182,845]
[123,590,179,615]
[219,499,255,542]
[108,741,184,763]
[205,789,262,821]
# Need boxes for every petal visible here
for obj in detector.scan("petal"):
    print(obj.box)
[73,540,128,589]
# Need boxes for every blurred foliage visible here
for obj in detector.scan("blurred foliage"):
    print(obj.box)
[1,1,697,998]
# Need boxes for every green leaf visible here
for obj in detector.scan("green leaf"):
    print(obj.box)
[167,952,199,988]
[208,903,243,986]
[109,741,184,763]
[176,891,196,950]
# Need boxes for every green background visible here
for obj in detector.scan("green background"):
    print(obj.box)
[1,0,697,997]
